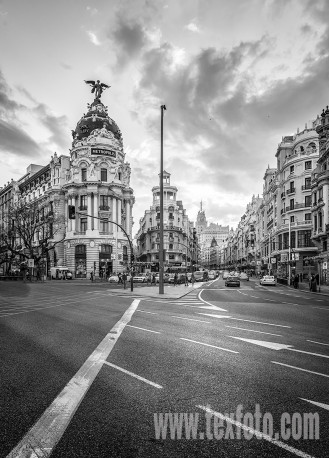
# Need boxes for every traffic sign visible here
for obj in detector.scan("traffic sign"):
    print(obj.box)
[28,259,34,268]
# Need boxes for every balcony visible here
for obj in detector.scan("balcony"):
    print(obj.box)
[286,187,296,195]
[74,231,86,235]
[79,205,88,211]
[99,205,110,211]
[281,192,286,199]
[302,184,311,191]
[281,209,286,214]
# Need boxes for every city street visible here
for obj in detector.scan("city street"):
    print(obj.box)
[1,277,329,457]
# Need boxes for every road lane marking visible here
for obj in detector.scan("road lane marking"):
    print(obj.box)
[312,306,329,311]
[103,362,163,389]
[225,326,282,337]
[307,339,329,346]
[171,316,211,323]
[271,361,329,378]
[126,324,161,334]
[229,337,292,350]
[197,405,316,458]
[289,348,329,359]
[137,310,158,315]
[198,290,228,311]
[299,398,329,411]
[180,338,239,354]
[197,314,291,328]
[6,299,140,458]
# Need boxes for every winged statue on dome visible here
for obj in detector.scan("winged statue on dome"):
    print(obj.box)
[84,79,110,100]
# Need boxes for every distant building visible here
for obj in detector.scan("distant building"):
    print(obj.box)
[136,171,196,271]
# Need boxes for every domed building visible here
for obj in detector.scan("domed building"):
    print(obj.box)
[63,86,135,278]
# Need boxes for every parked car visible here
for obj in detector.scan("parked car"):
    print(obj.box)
[222,271,230,279]
[108,273,131,283]
[260,275,276,286]
[133,273,149,283]
[193,271,205,282]
[225,276,241,287]
[208,271,216,280]
[50,267,73,280]
[239,272,249,281]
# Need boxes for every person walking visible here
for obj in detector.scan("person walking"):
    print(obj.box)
[185,273,189,286]
[122,272,127,289]
[173,272,178,287]
[118,273,123,284]
[293,274,299,289]
[191,272,195,288]
[90,271,94,282]
[36,268,41,282]
[152,273,156,285]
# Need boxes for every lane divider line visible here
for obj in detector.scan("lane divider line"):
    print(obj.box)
[225,326,282,337]
[307,339,329,346]
[102,362,163,389]
[126,324,161,334]
[171,316,211,323]
[6,299,140,458]
[180,338,239,354]
[271,361,329,378]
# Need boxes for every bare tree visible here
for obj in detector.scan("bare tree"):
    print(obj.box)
[0,199,65,274]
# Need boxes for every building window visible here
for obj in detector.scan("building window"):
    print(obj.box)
[323,240,327,252]
[81,168,87,181]
[80,218,87,232]
[305,161,312,170]
[80,195,87,210]
[100,195,109,210]
[100,220,108,233]
[290,216,294,223]
[76,244,86,255]
[289,199,294,210]
[101,168,107,182]
[169,254,175,260]
[290,165,294,174]
[314,215,317,231]
[169,244,173,250]
[305,213,311,221]
[100,244,112,253]
[319,188,323,200]
[118,172,122,180]
[305,177,311,188]
[297,230,312,248]
[305,195,312,207]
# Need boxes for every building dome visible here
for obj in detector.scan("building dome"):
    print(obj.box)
[73,99,122,143]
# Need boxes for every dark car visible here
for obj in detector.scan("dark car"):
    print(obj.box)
[225,276,241,287]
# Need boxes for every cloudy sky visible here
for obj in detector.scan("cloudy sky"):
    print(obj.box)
[0,0,328,236]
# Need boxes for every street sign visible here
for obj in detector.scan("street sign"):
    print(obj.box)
[323,261,327,269]
[111,254,116,260]
[28,259,34,268]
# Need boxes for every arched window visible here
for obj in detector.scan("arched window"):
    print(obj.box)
[100,164,107,182]
[80,162,87,182]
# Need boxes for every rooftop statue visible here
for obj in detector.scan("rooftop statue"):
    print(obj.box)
[84,79,110,101]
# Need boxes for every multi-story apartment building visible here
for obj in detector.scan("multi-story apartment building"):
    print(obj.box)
[136,171,196,271]
[311,106,329,284]
[0,86,135,278]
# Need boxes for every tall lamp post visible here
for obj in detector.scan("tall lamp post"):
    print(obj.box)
[159,104,166,294]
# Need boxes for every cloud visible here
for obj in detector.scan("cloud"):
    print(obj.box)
[0,119,42,158]
[33,103,70,151]
[87,31,101,46]
[185,22,200,33]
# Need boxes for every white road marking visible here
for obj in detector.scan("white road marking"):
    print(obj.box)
[299,398,329,411]
[197,405,316,458]
[180,338,239,354]
[198,289,228,311]
[197,313,291,328]
[103,362,163,389]
[229,337,292,350]
[312,306,329,311]
[136,310,158,315]
[307,339,329,346]
[171,316,211,323]
[272,361,329,378]
[225,326,282,337]
[126,324,161,334]
[6,299,140,458]
[289,348,329,359]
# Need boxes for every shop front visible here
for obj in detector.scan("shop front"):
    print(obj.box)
[75,244,87,278]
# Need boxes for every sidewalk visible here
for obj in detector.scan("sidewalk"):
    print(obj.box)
[250,276,329,296]
[111,283,204,299]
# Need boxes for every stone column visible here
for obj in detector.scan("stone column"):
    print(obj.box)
[112,198,117,234]
[117,199,122,231]
[67,195,72,232]
[94,193,99,230]
[87,192,92,230]
[72,195,77,232]
[126,199,131,235]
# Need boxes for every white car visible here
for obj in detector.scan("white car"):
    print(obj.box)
[133,273,149,283]
[222,271,230,279]
[208,271,216,280]
[260,275,276,286]
[239,272,249,281]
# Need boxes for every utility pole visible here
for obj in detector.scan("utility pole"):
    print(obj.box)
[159,105,166,294]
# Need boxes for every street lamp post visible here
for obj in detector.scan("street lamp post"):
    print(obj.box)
[159,104,166,294]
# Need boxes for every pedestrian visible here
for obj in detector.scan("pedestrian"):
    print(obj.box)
[293,274,299,289]
[122,272,127,289]
[152,273,156,285]
[315,273,319,285]
[36,268,41,282]
[146,273,151,286]
[118,273,123,284]
[185,273,189,286]
[311,275,317,292]
[174,272,178,286]
[191,273,195,287]
[90,271,94,282]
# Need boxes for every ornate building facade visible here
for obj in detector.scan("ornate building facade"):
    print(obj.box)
[0,83,135,278]
[136,171,196,271]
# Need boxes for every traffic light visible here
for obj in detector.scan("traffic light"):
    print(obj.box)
[68,205,76,219]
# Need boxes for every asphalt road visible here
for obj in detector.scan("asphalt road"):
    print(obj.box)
[1,278,328,457]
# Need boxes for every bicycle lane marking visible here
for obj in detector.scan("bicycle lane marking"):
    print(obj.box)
[6,299,140,458]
